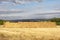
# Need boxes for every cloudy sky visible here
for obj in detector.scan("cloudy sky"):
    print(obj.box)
[0,0,60,20]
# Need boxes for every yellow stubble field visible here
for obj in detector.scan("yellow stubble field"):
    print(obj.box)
[0,28,60,40]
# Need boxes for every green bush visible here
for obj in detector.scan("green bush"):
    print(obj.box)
[49,18,60,25]
[0,20,4,25]
[56,22,60,25]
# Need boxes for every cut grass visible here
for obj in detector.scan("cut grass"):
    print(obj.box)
[0,28,60,40]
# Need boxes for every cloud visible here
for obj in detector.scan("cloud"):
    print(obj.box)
[0,0,42,4]
[0,3,60,20]
[0,0,60,20]
[0,9,60,20]
[0,12,60,20]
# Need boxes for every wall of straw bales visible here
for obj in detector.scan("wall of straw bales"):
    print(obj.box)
[4,22,56,28]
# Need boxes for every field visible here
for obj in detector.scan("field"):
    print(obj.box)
[0,28,60,40]
[57,25,60,28]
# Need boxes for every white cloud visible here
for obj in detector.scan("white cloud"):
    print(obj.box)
[0,0,42,4]
[0,9,60,20]
[0,0,60,20]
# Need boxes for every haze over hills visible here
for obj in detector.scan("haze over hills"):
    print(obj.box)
[0,12,60,20]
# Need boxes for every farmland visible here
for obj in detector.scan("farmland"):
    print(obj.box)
[0,18,60,40]
[0,28,60,40]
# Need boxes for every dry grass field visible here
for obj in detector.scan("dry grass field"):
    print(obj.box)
[0,22,59,40]
[57,25,60,28]
[0,28,60,40]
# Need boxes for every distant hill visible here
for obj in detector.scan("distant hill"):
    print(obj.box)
[0,18,60,25]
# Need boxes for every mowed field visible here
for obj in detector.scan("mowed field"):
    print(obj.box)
[57,25,60,28]
[0,28,60,40]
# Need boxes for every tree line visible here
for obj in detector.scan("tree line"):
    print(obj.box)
[0,18,60,25]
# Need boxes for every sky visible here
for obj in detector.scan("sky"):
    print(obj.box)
[0,0,60,20]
